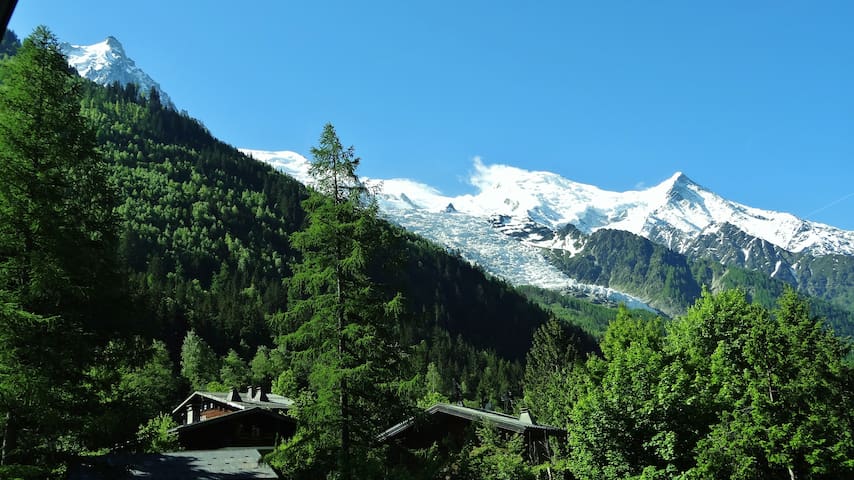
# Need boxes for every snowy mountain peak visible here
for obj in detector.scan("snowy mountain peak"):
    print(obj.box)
[663,171,697,190]
[247,151,854,258]
[60,36,174,109]
[103,36,125,53]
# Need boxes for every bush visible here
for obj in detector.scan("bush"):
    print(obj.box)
[136,413,180,453]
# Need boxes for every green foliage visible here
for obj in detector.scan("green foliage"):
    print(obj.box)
[566,309,671,479]
[0,26,127,467]
[117,340,180,419]
[268,124,413,479]
[80,78,305,354]
[466,424,536,480]
[0,27,119,321]
[0,30,19,58]
[685,289,854,479]
[560,288,854,479]
[135,413,179,453]
[179,330,219,391]
[522,318,586,426]
[0,464,51,480]
[83,338,180,446]
[250,345,275,386]
[219,349,250,389]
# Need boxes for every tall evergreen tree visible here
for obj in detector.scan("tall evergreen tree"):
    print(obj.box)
[180,330,220,391]
[522,318,584,426]
[0,26,121,467]
[269,124,410,479]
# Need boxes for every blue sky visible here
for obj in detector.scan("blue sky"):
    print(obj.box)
[10,1,854,229]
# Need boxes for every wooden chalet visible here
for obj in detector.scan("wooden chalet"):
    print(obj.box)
[170,386,296,450]
[379,403,564,463]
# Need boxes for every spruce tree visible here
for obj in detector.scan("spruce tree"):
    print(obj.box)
[0,26,119,466]
[269,123,410,479]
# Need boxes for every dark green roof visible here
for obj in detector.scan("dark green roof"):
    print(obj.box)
[379,403,564,441]
[171,390,293,416]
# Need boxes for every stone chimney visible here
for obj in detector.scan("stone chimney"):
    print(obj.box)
[253,386,269,402]
[226,387,242,402]
[519,408,536,425]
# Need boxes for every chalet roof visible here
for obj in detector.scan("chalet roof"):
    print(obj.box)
[379,403,564,441]
[170,406,295,435]
[171,390,293,416]
[68,448,279,479]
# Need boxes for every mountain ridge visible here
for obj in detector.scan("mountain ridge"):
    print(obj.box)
[61,36,175,109]
[240,149,854,317]
[245,150,854,257]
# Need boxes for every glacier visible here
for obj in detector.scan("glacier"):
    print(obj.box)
[239,149,658,312]
[239,149,854,314]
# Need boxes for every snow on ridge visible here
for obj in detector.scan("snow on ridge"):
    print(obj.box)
[243,148,656,311]
[375,178,453,212]
[61,36,174,108]
[252,149,854,256]
[246,147,854,260]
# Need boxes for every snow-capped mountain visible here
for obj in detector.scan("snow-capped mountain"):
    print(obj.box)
[247,151,854,258]
[61,36,174,109]
[379,159,854,258]
[241,149,854,314]
[237,150,657,311]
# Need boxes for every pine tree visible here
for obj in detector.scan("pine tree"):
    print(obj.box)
[269,124,410,479]
[522,318,583,426]
[0,26,119,466]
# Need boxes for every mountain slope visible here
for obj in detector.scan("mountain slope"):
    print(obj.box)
[80,79,612,413]
[240,149,658,312]
[242,151,854,319]
[58,32,853,326]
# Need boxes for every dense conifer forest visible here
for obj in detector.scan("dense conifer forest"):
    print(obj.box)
[0,28,851,479]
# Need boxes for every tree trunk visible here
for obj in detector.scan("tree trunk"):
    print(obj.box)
[1,410,16,466]
[338,269,350,480]
[332,148,350,480]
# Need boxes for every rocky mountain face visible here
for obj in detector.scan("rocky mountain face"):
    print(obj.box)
[61,36,175,109]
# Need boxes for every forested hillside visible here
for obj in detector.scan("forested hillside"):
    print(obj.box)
[524,289,854,479]
[82,76,599,385]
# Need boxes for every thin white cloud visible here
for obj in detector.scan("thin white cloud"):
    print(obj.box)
[808,191,854,216]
